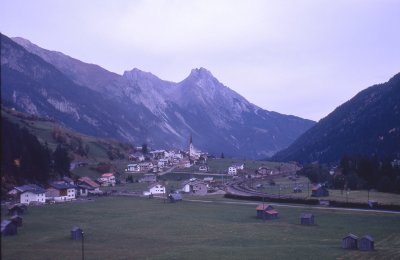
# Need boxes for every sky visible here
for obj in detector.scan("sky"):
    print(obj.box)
[1,0,399,121]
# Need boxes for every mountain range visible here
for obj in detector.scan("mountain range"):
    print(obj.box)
[1,34,315,159]
[272,73,400,163]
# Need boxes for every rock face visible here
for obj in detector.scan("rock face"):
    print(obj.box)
[2,34,315,158]
[272,73,400,163]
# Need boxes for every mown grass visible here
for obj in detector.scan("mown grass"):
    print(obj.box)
[2,197,399,260]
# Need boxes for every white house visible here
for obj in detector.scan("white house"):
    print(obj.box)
[139,162,154,172]
[199,165,209,172]
[228,166,238,175]
[46,181,76,202]
[97,173,116,186]
[143,183,166,195]
[233,164,244,170]
[126,164,140,172]
[158,159,170,168]
[12,184,46,205]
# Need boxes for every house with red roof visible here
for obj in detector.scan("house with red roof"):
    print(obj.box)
[97,173,116,187]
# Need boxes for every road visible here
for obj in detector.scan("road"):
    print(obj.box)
[184,198,400,215]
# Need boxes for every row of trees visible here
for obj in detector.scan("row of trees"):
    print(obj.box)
[297,155,400,193]
[1,119,71,194]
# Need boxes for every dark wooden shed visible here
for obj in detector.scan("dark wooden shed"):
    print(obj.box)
[10,215,23,227]
[1,220,17,236]
[359,235,374,251]
[300,213,315,225]
[70,226,83,240]
[342,233,358,249]
[264,210,279,219]
[169,193,182,203]
[8,204,28,216]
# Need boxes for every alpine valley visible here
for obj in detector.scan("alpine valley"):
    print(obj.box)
[1,34,315,159]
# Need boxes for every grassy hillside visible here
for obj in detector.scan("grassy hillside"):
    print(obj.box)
[1,107,134,180]
[1,196,399,259]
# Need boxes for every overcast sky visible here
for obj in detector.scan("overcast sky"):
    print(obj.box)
[1,0,399,121]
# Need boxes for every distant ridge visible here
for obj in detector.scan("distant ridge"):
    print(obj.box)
[2,34,315,159]
[272,73,400,163]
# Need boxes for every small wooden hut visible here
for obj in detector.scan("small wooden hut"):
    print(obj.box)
[342,234,358,249]
[256,204,274,219]
[1,220,17,236]
[10,215,23,227]
[70,226,83,240]
[359,235,374,251]
[300,213,315,225]
[264,209,279,219]
[169,193,182,203]
[8,204,28,216]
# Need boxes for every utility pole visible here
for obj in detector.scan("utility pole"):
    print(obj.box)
[82,231,85,260]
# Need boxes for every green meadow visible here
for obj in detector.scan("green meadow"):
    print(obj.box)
[2,196,400,260]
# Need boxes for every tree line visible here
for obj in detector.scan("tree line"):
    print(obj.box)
[1,118,71,194]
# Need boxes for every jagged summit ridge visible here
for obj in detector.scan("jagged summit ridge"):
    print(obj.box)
[2,34,315,158]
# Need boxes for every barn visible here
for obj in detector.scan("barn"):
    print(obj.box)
[1,220,17,236]
[300,213,315,225]
[342,234,358,249]
[70,227,83,240]
[359,235,374,251]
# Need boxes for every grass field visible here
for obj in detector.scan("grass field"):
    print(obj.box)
[2,196,400,260]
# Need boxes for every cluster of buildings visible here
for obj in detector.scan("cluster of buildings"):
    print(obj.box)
[7,175,103,205]
[142,177,212,196]
[126,136,208,174]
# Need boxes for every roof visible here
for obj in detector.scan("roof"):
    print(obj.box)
[1,220,14,231]
[71,226,82,231]
[14,184,46,194]
[148,183,165,189]
[301,213,314,218]
[49,181,76,190]
[265,210,279,215]
[63,176,74,183]
[361,235,374,241]
[256,204,274,211]
[343,233,358,240]
[101,173,114,177]
[78,177,100,188]
[169,193,182,200]
[8,203,27,210]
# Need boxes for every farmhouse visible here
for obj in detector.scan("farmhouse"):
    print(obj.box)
[157,158,170,168]
[182,180,208,195]
[12,184,46,205]
[143,183,166,195]
[8,204,27,216]
[342,234,358,249]
[126,164,140,172]
[258,167,273,175]
[228,166,237,175]
[359,235,374,251]
[77,177,101,196]
[97,173,116,186]
[300,213,315,225]
[47,181,76,202]
[1,220,17,236]
[199,165,209,172]
[139,162,154,172]
[311,185,329,197]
